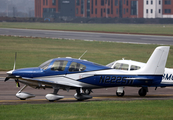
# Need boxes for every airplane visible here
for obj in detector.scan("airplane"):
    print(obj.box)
[4,46,169,102]
[106,53,173,97]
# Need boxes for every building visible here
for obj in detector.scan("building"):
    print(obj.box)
[35,0,75,18]
[35,0,173,18]
[162,0,173,18]
[75,0,143,18]
[35,0,58,18]
[143,0,173,18]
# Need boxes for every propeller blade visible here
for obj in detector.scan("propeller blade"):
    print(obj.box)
[5,52,17,82]
[13,52,17,70]
[4,77,10,82]
[4,75,21,82]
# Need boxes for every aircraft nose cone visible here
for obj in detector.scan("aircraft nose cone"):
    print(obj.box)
[7,70,14,75]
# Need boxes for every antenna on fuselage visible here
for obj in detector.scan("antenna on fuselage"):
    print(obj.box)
[79,50,87,60]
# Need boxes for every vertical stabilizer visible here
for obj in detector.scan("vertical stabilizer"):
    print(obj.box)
[136,46,170,75]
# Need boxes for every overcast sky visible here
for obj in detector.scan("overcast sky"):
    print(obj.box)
[0,0,34,13]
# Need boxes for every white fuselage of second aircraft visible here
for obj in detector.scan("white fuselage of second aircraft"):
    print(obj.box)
[107,59,173,87]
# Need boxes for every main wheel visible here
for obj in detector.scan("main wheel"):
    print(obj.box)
[138,88,147,96]
[84,89,92,95]
[116,90,125,97]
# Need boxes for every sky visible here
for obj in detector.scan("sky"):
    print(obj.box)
[0,0,34,13]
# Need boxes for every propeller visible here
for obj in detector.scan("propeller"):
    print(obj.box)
[4,52,18,82]
[13,52,17,71]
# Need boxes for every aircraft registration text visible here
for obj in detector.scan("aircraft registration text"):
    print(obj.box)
[99,76,134,85]
[163,74,173,80]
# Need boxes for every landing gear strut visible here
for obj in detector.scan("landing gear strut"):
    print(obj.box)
[116,90,125,97]
[83,89,92,95]
[138,87,148,96]
[116,87,125,97]
[74,88,92,101]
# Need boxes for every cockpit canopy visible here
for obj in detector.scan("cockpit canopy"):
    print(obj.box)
[106,60,145,71]
[39,58,109,73]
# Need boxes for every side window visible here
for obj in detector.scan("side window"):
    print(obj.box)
[120,64,129,70]
[114,63,129,71]
[130,65,141,71]
[51,60,68,71]
[69,62,86,72]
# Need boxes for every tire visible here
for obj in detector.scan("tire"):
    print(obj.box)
[138,88,147,96]
[84,89,91,95]
[20,98,26,100]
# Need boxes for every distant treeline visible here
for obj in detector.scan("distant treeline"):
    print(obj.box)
[0,17,173,24]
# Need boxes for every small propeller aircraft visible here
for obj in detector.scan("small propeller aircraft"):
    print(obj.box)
[5,46,169,101]
[107,49,173,97]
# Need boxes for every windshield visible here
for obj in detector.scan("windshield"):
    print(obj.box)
[39,59,53,70]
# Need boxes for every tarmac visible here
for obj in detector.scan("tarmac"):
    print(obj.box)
[1,71,173,104]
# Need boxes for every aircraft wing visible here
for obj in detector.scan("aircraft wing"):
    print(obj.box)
[21,77,83,88]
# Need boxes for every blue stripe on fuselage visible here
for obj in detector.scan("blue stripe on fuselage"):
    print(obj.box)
[78,75,162,87]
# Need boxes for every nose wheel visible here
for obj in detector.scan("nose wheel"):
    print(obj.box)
[16,85,35,100]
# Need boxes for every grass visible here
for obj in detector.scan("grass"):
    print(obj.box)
[0,100,173,120]
[0,35,173,71]
[0,22,173,35]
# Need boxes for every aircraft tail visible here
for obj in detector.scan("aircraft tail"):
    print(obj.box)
[136,46,170,75]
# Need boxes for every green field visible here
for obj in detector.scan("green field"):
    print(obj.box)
[1,100,173,120]
[0,36,173,71]
[0,22,173,35]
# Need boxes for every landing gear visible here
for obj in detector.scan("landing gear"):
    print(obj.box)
[116,87,125,97]
[74,88,92,101]
[116,90,125,97]
[16,85,35,100]
[45,88,64,102]
[138,87,148,96]
[83,89,92,95]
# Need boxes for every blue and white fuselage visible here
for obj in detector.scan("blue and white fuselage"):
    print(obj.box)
[5,46,170,101]
[11,58,162,88]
